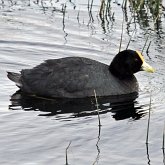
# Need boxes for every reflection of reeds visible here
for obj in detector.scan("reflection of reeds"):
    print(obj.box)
[99,0,115,34]
[162,122,165,164]
[141,32,150,53]
[119,11,125,52]
[93,89,101,165]
[146,93,152,144]
[99,0,112,20]
[129,0,163,27]
[99,0,163,29]
[122,0,128,9]
[162,122,165,149]
[148,0,162,20]
[146,41,152,54]
[145,142,151,165]
[88,0,94,23]
[126,29,136,49]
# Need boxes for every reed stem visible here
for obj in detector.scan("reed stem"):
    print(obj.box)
[65,141,71,165]
[94,89,102,127]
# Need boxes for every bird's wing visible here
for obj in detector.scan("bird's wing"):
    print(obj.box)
[20,57,101,97]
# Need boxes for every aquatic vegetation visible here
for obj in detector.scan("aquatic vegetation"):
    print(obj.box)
[1,0,164,27]
[129,0,163,27]
[99,0,164,28]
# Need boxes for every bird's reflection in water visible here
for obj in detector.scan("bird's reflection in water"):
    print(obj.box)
[9,91,147,121]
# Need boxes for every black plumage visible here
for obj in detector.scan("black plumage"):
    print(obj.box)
[7,49,154,98]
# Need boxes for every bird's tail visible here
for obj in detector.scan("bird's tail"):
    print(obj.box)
[7,72,22,87]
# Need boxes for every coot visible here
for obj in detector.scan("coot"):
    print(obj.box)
[7,50,155,98]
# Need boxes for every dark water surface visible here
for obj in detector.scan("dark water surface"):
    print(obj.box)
[0,0,165,164]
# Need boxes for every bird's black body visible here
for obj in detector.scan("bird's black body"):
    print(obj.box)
[7,50,154,98]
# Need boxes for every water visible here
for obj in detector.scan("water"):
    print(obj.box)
[0,0,165,164]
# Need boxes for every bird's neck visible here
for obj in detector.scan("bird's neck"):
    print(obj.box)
[109,65,134,80]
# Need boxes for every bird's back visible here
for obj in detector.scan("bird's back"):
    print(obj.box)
[10,57,139,98]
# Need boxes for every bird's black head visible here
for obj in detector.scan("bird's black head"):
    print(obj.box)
[109,49,155,79]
